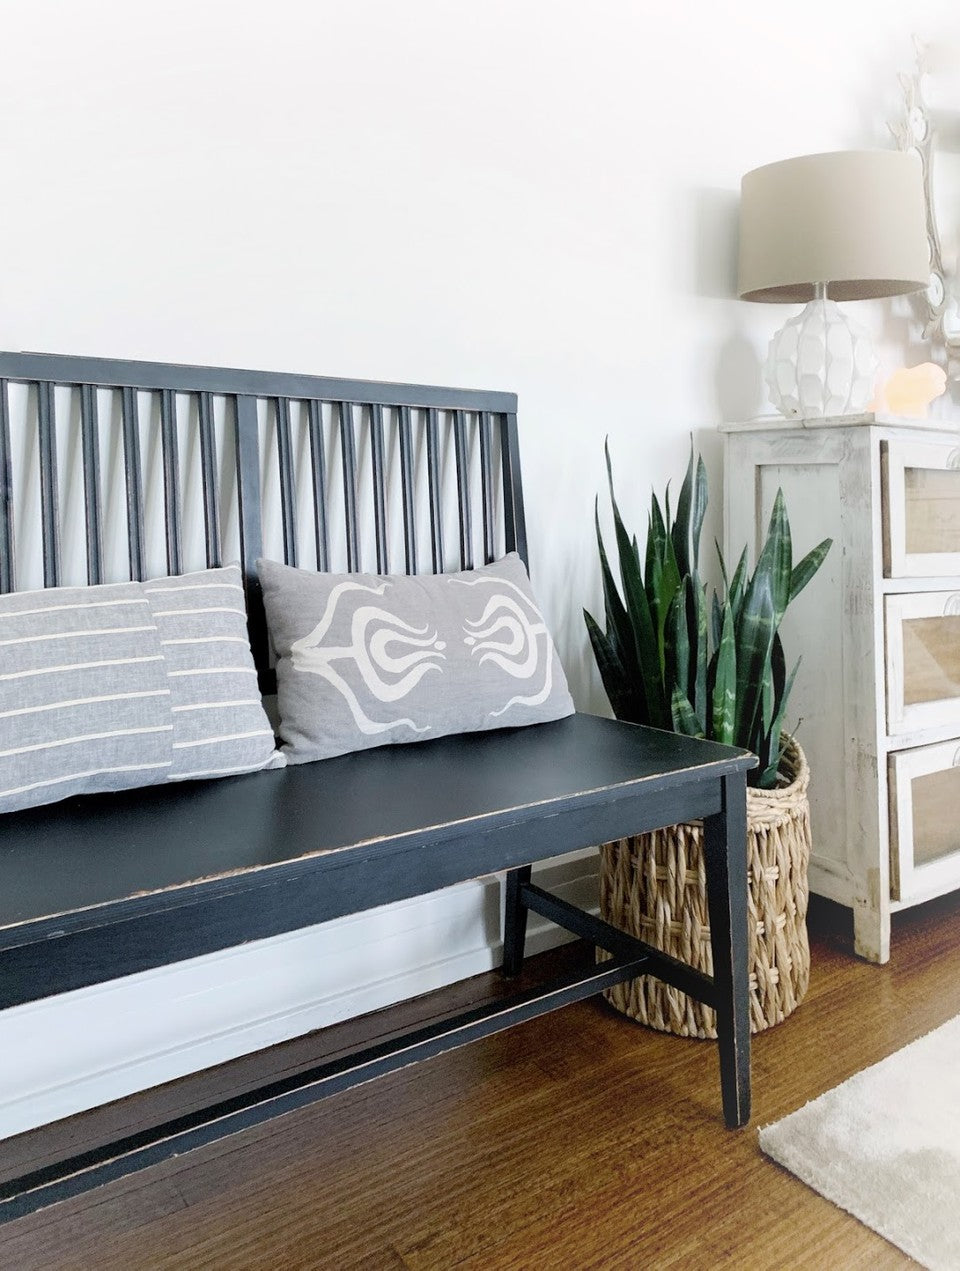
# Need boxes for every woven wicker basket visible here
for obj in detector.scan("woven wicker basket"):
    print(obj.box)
[599,736,811,1038]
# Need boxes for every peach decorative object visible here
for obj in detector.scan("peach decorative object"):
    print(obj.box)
[875,364,947,418]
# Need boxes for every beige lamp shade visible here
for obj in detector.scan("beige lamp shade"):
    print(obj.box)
[738,150,929,303]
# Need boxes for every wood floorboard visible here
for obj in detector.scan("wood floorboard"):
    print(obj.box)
[5,891,960,1269]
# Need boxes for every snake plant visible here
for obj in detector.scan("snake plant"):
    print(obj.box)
[584,443,831,789]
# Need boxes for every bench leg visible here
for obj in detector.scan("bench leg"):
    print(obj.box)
[702,771,751,1128]
[502,865,532,976]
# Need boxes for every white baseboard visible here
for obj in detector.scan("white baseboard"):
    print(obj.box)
[0,850,599,1139]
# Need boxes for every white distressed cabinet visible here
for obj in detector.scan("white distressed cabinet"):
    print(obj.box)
[723,413,960,963]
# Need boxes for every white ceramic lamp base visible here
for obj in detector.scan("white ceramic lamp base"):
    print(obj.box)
[764,296,878,418]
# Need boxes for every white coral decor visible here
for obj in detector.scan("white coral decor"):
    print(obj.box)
[764,298,878,417]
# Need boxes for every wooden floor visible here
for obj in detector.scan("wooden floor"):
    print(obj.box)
[6,892,960,1270]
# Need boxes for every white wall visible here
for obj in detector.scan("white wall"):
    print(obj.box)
[2,0,959,1133]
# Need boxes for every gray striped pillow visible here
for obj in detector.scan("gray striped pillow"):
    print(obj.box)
[0,565,283,815]
[144,568,283,782]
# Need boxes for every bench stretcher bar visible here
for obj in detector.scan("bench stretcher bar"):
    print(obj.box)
[0,889,714,1225]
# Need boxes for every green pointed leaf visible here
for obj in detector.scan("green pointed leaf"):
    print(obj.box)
[734,563,777,746]
[584,608,623,694]
[759,489,793,622]
[758,632,786,773]
[712,603,737,745]
[616,549,665,726]
[689,571,708,726]
[770,631,786,701]
[671,445,694,578]
[656,570,680,674]
[670,686,704,738]
[758,658,800,787]
[595,500,637,675]
[585,609,642,721]
[692,451,708,572]
[645,495,679,675]
[716,538,730,589]
[728,545,749,622]
[649,495,668,564]
[652,494,681,596]
[604,446,669,728]
[605,445,642,601]
[789,538,832,602]
[711,591,723,651]
[665,580,691,706]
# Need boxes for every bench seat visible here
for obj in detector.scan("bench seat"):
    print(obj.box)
[0,714,750,1002]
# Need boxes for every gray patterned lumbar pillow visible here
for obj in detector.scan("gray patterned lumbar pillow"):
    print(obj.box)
[0,564,282,816]
[257,552,575,764]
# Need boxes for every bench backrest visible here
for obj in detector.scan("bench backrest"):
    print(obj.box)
[0,352,525,682]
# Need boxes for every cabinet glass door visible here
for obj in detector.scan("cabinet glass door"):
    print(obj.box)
[883,440,960,576]
[886,592,960,735]
[890,740,960,901]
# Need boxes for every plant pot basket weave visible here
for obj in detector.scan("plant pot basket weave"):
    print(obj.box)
[599,737,811,1038]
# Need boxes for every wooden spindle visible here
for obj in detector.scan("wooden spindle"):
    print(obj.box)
[198,392,222,568]
[275,398,298,568]
[501,412,528,568]
[79,385,104,585]
[426,407,443,573]
[37,381,61,587]
[479,410,496,565]
[307,400,330,572]
[370,404,388,573]
[160,389,182,574]
[453,409,473,570]
[339,402,360,572]
[397,405,417,574]
[234,395,269,685]
[120,387,146,581]
[0,381,15,592]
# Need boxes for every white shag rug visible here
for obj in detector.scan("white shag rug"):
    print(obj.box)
[759,1014,960,1271]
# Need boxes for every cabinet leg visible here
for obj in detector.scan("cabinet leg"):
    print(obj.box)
[703,772,751,1128]
[854,896,890,964]
[502,865,531,977]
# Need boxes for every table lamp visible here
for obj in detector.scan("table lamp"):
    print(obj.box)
[738,150,929,418]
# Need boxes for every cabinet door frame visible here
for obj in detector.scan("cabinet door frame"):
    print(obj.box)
[883,439,960,577]
[885,590,960,735]
[889,740,960,902]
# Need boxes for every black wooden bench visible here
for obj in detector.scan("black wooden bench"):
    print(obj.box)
[0,352,754,1224]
